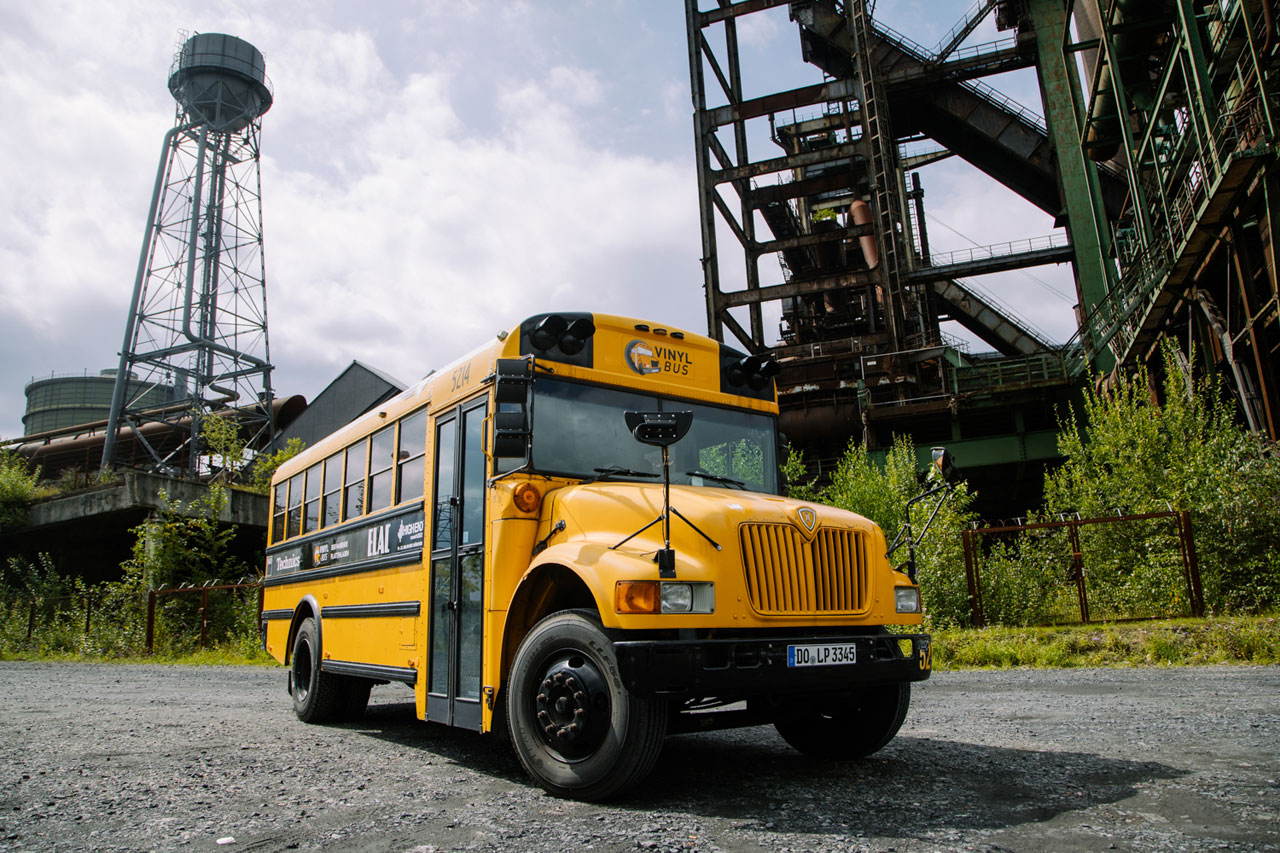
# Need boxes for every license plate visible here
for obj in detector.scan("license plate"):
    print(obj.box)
[787,642,857,667]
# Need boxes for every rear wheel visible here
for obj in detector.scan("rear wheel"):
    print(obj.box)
[290,617,342,723]
[507,611,667,800]
[774,681,911,759]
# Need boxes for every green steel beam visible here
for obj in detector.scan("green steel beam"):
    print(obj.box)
[869,429,1063,471]
[1027,0,1117,374]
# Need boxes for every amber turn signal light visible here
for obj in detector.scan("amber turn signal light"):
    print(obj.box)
[615,581,659,614]
[512,482,542,513]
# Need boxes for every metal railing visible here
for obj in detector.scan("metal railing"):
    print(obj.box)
[950,351,1072,393]
[924,232,1070,269]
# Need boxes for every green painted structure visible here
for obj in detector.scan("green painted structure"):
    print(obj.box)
[685,0,1277,516]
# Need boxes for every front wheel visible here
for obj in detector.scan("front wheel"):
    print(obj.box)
[506,611,667,801]
[774,682,911,759]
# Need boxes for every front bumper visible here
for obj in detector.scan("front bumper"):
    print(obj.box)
[613,632,931,698]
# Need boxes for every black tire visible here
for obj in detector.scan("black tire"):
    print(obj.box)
[506,611,667,801]
[290,617,342,723]
[774,681,911,759]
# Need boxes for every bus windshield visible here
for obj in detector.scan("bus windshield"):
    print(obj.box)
[528,376,779,493]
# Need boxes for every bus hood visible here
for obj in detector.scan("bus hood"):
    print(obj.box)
[545,482,885,566]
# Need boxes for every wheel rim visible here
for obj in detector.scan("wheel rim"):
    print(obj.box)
[293,637,312,703]
[530,648,612,762]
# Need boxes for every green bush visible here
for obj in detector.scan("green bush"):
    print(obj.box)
[1046,343,1280,615]
[0,445,48,529]
[786,435,978,627]
[0,553,148,658]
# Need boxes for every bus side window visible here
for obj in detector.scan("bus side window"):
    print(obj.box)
[303,462,322,534]
[344,441,366,520]
[321,453,341,528]
[369,426,396,512]
[286,473,303,539]
[271,482,287,544]
[397,409,427,504]
[433,418,457,551]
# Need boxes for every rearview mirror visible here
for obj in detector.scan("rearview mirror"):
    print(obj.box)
[931,447,958,484]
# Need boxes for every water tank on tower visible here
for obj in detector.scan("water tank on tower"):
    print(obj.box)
[167,33,272,132]
[102,31,277,475]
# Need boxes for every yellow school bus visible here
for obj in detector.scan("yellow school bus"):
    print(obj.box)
[262,312,933,800]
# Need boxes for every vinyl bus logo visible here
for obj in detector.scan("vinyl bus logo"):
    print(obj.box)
[624,340,661,375]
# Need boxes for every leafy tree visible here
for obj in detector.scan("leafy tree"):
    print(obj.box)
[1045,343,1280,614]
[201,413,248,483]
[0,446,46,529]
[249,437,306,494]
[124,484,244,589]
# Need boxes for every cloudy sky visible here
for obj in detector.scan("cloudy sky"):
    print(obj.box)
[0,0,1075,440]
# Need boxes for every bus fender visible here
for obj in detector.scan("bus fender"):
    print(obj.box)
[285,595,322,666]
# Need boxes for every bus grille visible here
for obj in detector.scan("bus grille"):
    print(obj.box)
[740,524,866,614]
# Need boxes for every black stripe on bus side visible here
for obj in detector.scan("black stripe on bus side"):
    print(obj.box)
[321,660,418,685]
[260,550,424,587]
[321,601,421,619]
[265,501,427,556]
[260,609,293,621]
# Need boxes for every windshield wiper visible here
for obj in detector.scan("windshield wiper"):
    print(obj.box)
[685,469,746,489]
[583,466,660,484]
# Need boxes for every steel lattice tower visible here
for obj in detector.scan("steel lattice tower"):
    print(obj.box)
[102,32,275,474]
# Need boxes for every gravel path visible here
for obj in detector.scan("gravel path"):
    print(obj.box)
[0,662,1276,852]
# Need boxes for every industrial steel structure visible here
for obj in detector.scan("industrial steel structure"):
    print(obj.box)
[101,32,277,475]
[685,0,1277,510]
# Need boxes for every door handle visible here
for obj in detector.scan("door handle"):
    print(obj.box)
[446,600,458,612]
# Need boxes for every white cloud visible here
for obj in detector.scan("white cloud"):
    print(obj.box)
[0,0,1093,440]
[0,2,702,438]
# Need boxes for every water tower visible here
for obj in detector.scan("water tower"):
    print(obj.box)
[102,32,276,474]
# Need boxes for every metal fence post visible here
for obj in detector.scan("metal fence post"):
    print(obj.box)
[199,588,209,650]
[962,528,985,627]
[1068,522,1090,623]
[145,590,157,655]
[1179,510,1205,617]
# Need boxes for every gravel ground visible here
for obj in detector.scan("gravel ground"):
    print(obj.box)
[0,662,1276,852]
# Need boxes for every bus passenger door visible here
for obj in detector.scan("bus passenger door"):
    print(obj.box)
[427,399,487,730]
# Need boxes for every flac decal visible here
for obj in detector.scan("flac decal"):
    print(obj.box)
[624,339,692,377]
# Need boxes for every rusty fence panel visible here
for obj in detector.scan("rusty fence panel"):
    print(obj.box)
[4,582,264,653]
[144,582,264,654]
[13,593,103,639]
[961,510,1203,627]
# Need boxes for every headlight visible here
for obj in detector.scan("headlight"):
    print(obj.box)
[616,581,714,614]
[661,582,693,612]
[895,586,921,614]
